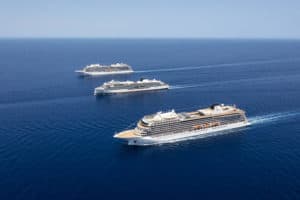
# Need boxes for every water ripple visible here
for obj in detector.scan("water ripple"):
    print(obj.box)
[249,111,300,125]
[170,73,300,90]
[135,57,300,73]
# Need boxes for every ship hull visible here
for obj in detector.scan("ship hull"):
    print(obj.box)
[125,121,250,146]
[75,70,133,76]
[94,85,169,95]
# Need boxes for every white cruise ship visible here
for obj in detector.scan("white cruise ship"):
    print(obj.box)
[114,104,250,145]
[75,63,133,76]
[94,78,169,95]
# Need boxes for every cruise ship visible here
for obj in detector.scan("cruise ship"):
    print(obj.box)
[75,63,133,76]
[114,104,250,145]
[94,78,169,95]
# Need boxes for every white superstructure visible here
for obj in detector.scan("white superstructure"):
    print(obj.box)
[94,79,169,95]
[114,104,250,145]
[75,63,133,76]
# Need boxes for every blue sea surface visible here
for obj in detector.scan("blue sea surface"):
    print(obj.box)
[0,39,300,199]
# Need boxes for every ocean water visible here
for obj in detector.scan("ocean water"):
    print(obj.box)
[0,39,300,199]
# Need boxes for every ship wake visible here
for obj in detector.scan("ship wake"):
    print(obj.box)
[169,84,201,89]
[249,111,300,125]
[135,57,300,74]
[170,73,300,90]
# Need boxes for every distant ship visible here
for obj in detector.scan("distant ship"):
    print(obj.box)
[94,78,169,95]
[75,63,133,76]
[114,104,250,145]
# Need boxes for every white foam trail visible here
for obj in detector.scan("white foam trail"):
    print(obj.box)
[170,84,202,89]
[170,73,300,91]
[249,111,300,125]
[171,81,237,90]
[135,58,300,74]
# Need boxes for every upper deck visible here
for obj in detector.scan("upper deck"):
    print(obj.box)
[141,104,245,127]
[83,63,132,72]
[102,79,167,89]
